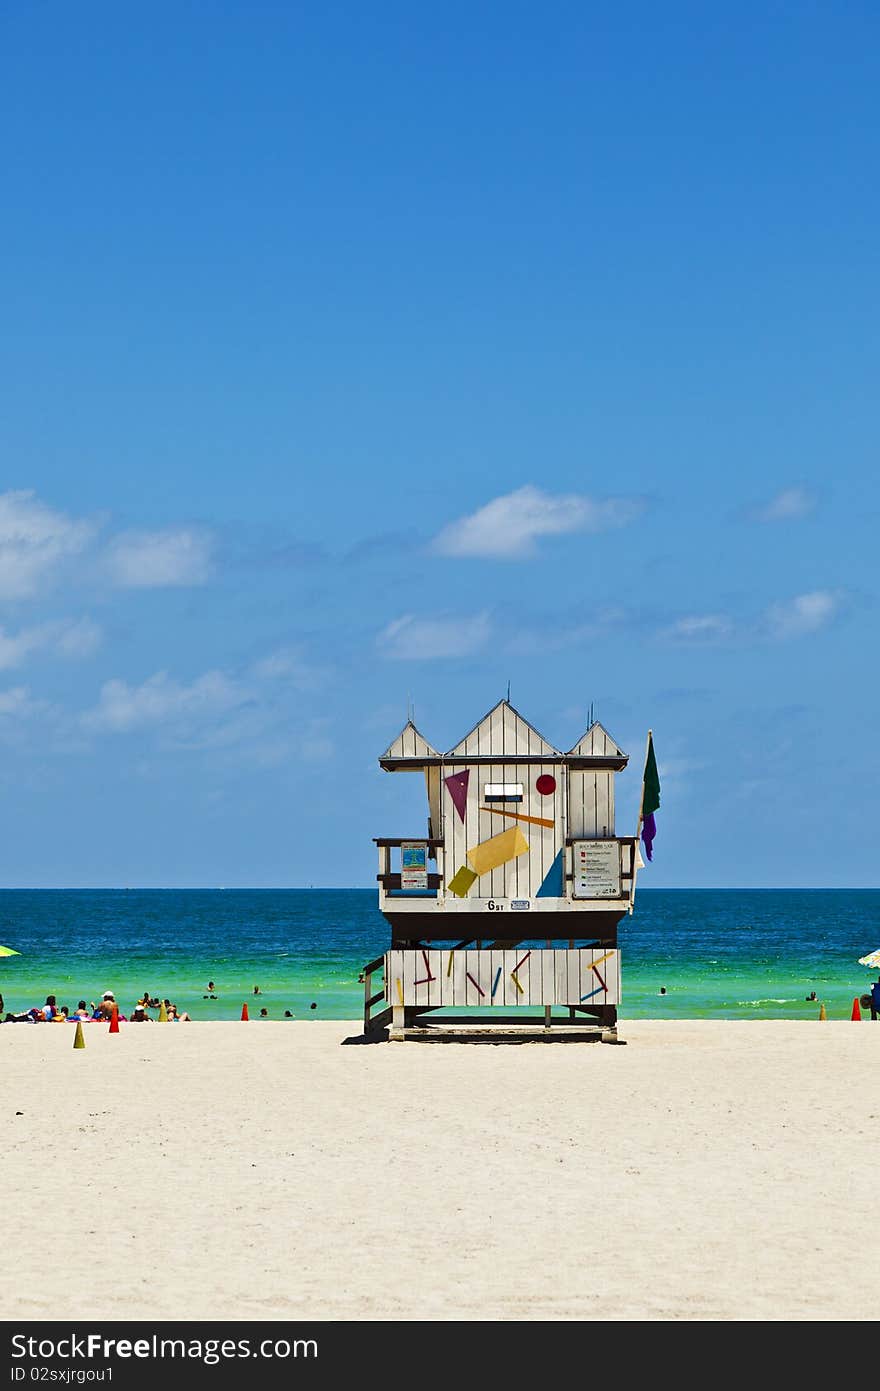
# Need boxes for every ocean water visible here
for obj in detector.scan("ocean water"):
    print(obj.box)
[0,888,877,1023]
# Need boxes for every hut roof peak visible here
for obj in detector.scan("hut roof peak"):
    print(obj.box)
[567,720,627,759]
[447,698,560,759]
[380,720,439,762]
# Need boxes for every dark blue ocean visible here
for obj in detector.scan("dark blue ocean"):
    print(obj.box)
[0,888,877,1021]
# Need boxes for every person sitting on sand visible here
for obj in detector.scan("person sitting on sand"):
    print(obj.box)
[51,1006,70,1022]
[70,1001,90,1020]
[166,1004,190,1021]
[871,976,880,1022]
[41,995,58,1020]
[92,992,117,1020]
[130,1005,151,1022]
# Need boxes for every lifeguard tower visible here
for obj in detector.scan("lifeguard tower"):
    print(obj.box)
[364,699,643,1041]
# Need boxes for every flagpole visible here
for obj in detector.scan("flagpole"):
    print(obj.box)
[630,728,652,910]
[635,728,652,838]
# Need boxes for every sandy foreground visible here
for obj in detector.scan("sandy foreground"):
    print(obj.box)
[3,1019,878,1322]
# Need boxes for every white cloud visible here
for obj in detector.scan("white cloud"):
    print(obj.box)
[85,670,248,733]
[106,527,214,587]
[763,590,844,639]
[0,617,102,670]
[378,611,491,660]
[660,615,733,643]
[751,487,815,523]
[0,490,97,598]
[432,485,644,559]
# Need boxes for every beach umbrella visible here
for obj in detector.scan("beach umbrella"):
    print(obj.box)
[858,949,880,969]
[0,945,20,957]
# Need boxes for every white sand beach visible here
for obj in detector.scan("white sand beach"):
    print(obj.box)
[3,1020,877,1322]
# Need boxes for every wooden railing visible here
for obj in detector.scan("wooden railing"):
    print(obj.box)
[377,873,443,890]
[363,954,391,1034]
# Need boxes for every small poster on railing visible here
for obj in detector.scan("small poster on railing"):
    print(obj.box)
[401,841,428,890]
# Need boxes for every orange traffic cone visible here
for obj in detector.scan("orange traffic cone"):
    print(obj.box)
[73,1020,85,1049]
[819,1003,827,1021]
[851,996,861,1021]
[108,1005,119,1034]
[241,1003,249,1021]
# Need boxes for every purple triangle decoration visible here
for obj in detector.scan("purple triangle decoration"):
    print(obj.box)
[444,769,470,823]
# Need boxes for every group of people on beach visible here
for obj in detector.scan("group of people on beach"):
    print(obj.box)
[1,981,319,1022]
[2,989,191,1023]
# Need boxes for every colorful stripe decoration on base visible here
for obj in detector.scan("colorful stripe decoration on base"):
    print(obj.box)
[385,948,621,1007]
[640,731,661,862]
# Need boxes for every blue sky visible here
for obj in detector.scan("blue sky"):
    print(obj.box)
[0,2,876,886]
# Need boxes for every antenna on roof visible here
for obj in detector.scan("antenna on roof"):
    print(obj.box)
[588,701,595,727]
[506,680,511,703]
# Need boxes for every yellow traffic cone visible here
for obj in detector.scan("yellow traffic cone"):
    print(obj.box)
[158,1000,168,1022]
[73,1020,85,1049]
[819,1003,826,1021]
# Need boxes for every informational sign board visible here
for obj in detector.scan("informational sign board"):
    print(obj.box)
[572,840,621,898]
[401,841,428,890]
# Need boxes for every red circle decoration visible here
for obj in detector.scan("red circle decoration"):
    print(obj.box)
[535,774,556,795]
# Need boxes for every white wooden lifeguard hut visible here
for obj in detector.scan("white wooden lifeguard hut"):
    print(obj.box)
[364,699,641,1041]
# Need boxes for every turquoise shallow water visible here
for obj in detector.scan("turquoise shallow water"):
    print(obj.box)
[0,888,877,1022]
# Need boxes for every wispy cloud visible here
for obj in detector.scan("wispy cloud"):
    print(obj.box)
[0,617,102,670]
[0,491,98,598]
[378,611,491,659]
[432,485,645,559]
[659,615,734,643]
[0,686,33,717]
[749,487,816,523]
[80,647,331,765]
[106,527,214,588]
[84,670,249,733]
[655,591,847,644]
[762,589,844,639]
[249,646,326,689]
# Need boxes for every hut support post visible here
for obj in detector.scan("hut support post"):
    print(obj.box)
[601,1003,619,1044]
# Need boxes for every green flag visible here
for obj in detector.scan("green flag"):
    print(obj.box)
[642,734,660,817]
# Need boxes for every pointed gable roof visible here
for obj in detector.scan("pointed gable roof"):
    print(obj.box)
[447,699,560,760]
[567,721,628,769]
[380,720,439,764]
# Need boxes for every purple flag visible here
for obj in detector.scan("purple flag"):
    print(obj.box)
[641,811,657,862]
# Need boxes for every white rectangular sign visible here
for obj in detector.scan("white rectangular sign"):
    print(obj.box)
[572,840,621,898]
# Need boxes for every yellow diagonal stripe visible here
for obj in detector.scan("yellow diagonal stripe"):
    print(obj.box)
[467,825,529,876]
[589,951,614,970]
